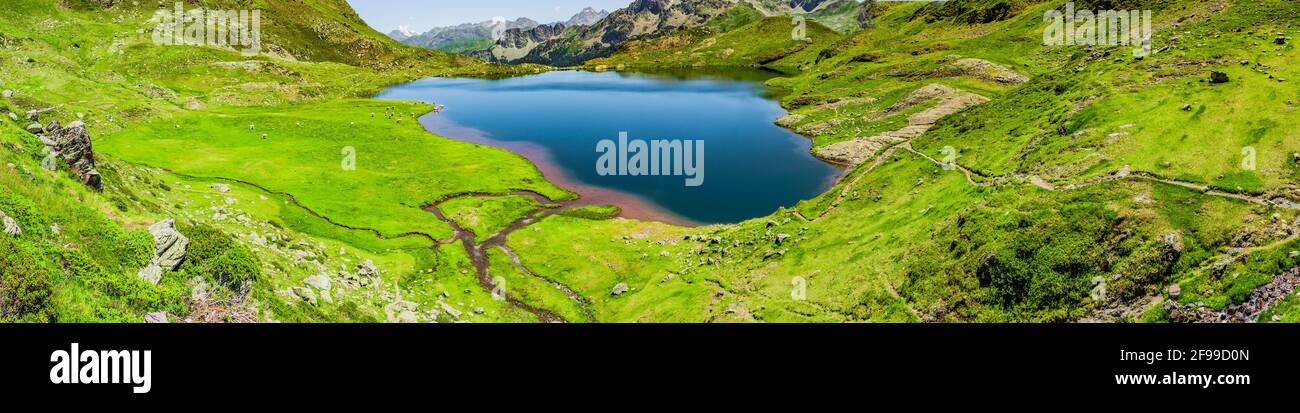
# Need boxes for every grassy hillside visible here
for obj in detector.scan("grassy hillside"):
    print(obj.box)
[4,0,1299,324]
[585,16,843,73]
[0,0,549,323]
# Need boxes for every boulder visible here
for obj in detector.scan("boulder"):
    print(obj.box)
[148,219,189,271]
[611,283,630,296]
[25,123,43,134]
[304,274,331,291]
[143,312,169,324]
[137,263,163,285]
[0,210,20,236]
[7,112,16,121]
[46,121,101,190]
[1208,71,1230,84]
[776,234,791,245]
[1168,285,1181,299]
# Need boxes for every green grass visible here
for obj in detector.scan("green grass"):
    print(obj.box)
[438,195,548,241]
[99,100,572,240]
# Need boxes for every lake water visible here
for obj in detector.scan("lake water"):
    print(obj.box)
[375,70,842,225]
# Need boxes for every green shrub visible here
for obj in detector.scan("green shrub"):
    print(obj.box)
[178,223,261,287]
[0,238,56,322]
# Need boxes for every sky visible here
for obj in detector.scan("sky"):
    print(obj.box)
[347,0,634,34]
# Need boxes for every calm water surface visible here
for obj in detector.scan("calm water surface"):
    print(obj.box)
[375,70,842,225]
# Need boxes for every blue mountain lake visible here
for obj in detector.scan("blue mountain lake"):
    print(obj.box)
[375,70,843,225]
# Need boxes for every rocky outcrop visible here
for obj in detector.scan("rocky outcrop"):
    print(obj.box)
[815,84,989,165]
[40,121,102,190]
[137,219,189,285]
[947,58,1029,85]
[495,22,568,50]
[484,0,738,66]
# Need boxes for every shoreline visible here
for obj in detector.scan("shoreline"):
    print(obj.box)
[416,112,704,228]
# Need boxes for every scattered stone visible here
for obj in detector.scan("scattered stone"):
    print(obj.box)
[357,259,380,278]
[1276,35,1287,45]
[210,183,230,193]
[143,312,169,323]
[1,90,10,98]
[1208,71,1230,84]
[1273,315,1283,322]
[291,286,318,305]
[25,123,43,134]
[611,283,630,296]
[6,112,16,121]
[438,301,463,320]
[1181,103,1193,111]
[1168,284,1181,299]
[775,234,791,245]
[304,274,331,291]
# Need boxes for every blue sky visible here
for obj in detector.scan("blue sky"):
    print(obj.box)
[347,0,633,34]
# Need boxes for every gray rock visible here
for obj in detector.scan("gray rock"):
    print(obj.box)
[1168,284,1181,299]
[304,274,331,291]
[210,183,230,193]
[1,210,20,237]
[25,110,38,121]
[143,312,169,324]
[439,301,463,320]
[775,234,791,245]
[148,219,189,271]
[611,283,630,296]
[357,259,380,278]
[291,286,318,305]
[1,90,11,98]
[1209,71,1230,84]
[137,263,163,285]
[25,123,43,134]
[46,121,101,190]
[7,112,16,121]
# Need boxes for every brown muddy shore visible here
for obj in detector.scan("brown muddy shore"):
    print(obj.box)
[418,112,702,228]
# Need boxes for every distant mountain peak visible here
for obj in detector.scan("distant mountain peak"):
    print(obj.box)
[386,25,418,41]
[566,7,611,27]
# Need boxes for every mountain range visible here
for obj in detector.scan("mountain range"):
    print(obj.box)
[472,0,871,66]
[389,7,610,53]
